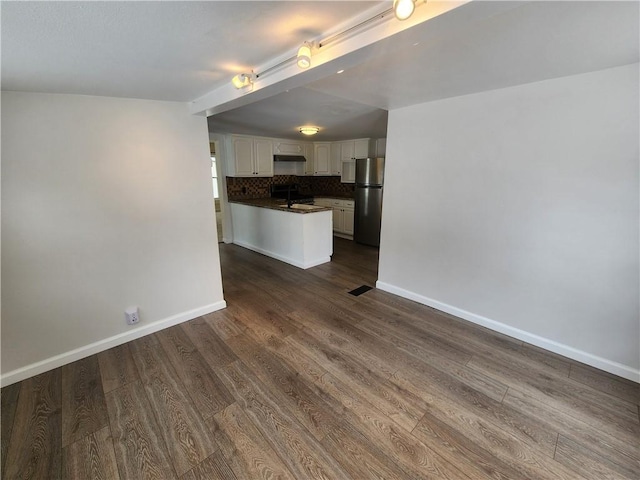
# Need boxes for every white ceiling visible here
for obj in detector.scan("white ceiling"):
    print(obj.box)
[0,1,378,101]
[2,1,638,142]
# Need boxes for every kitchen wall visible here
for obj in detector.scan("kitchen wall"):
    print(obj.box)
[378,63,639,380]
[1,92,225,385]
[227,175,354,200]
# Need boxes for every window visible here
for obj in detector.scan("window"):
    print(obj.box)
[211,156,219,199]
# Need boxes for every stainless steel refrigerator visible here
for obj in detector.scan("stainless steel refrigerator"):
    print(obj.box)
[354,157,385,247]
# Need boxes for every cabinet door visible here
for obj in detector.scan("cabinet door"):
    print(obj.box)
[314,143,331,175]
[354,138,373,159]
[304,143,315,176]
[232,136,254,176]
[342,208,354,235]
[375,138,386,157]
[341,160,356,183]
[332,207,343,232]
[340,141,355,162]
[254,138,274,176]
[330,143,341,175]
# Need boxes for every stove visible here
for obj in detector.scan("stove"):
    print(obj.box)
[270,184,314,205]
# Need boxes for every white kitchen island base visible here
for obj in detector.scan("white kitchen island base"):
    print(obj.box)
[230,202,333,269]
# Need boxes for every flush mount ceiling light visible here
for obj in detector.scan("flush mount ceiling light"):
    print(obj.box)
[231,73,253,89]
[297,42,312,69]
[393,0,416,20]
[299,126,320,136]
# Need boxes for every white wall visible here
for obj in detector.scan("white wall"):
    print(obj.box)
[2,92,225,385]
[378,64,639,381]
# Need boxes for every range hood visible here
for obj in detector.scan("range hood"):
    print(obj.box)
[273,154,307,162]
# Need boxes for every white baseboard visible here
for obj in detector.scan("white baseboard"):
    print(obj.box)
[376,281,640,383]
[233,240,330,270]
[0,301,227,387]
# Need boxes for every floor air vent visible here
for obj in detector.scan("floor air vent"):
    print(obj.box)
[348,285,373,296]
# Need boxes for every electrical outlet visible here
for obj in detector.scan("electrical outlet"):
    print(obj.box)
[125,306,139,325]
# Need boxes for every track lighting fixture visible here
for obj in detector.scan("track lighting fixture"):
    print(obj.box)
[393,0,416,20]
[229,1,424,88]
[297,42,312,69]
[231,73,253,89]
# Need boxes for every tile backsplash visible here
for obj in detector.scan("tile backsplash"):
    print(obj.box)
[227,175,355,200]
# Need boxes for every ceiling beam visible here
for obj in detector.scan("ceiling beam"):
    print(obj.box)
[189,0,486,117]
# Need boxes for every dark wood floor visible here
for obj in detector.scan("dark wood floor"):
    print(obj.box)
[2,238,639,479]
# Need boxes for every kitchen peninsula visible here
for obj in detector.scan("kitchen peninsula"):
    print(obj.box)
[229,198,333,269]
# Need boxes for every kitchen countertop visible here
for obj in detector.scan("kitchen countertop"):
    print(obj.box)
[229,198,332,214]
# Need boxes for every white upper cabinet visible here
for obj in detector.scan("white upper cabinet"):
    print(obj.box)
[375,138,387,157]
[313,143,331,175]
[331,143,342,175]
[224,135,382,178]
[254,138,274,176]
[340,141,355,162]
[231,136,255,176]
[273,140,304,155]
[341,160,356,183]
[227,135,274,177]
[304,143,315,176]
[353,138,375,159]
[338,138,375,183]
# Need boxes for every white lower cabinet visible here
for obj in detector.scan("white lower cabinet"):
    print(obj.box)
[342,207,354,235]
[315,198,355,238]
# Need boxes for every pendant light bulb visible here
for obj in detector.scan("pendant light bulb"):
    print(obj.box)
[297,43,312,69]
[393,0,416,21]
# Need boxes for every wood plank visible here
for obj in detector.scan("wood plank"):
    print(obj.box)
[503,387,640,474]
[203,310,247,340]
[129,334,218,476]
[156,326,234,420]
[216,360,351,480]
[1,382,21,478]
[321,421,423,480]
[388,366,557,455]
[300,367,473,480]
[97,343,139,393]
[62,426,120,480]
[411,410,527,480]
[354,316,508,402]
[285,329,427,432]
[3,369,62,480]
[468,353,640,439]
[225,333,339,441]
[413,402,585,480]
[554,433,639,480]
[225,292,299,341]
[181,316,238,369]
[105,380,176,479]
[62,355,109,446]
[180,450,237,480]
[208,403,295,480]
[569,363,640,405]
